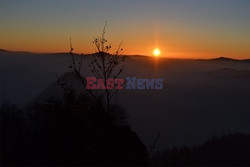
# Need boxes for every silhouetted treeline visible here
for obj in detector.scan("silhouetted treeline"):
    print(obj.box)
[1,92,148,166]
[150,133,250,166]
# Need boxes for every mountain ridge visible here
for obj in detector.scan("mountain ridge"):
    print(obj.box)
[1,49,249,61]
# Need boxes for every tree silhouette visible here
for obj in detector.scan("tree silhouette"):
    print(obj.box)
[150,133,250,166]
[68,22,125,113]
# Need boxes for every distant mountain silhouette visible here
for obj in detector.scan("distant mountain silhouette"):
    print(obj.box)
[0,49,35,54]
[207,57,250,63]
[0,49,8,52]
[212,57,236,61]
[1,49,249,62]
[32,72,83,104]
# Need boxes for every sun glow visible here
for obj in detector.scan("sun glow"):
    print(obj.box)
[153,48,161,57]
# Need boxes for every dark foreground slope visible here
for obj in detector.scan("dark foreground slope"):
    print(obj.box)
[1,93,148,166]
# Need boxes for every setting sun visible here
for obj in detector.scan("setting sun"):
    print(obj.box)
[153,48,161,57]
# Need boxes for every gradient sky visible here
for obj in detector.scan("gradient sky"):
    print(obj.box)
[1,0,250,58]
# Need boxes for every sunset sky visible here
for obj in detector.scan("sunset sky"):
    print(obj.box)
[1,0,250,59]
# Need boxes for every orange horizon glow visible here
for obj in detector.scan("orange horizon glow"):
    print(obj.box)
[1,23,250,59]
[1,28,249,59]
[1,42,250,59]
[1,46,249,60]
[1,1,250,60]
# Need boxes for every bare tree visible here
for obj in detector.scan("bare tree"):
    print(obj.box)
[68,22,125,113]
